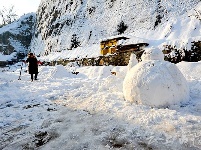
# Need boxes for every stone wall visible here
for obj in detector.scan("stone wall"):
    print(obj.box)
[43,50,144,67]
[43,41,201,66]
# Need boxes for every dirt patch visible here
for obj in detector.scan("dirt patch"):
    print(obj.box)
[23,104,40,109]
[22,130,59,149]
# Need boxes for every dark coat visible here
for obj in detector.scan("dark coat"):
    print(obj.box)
[26,56,38,74]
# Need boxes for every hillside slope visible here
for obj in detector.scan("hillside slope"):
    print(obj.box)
[30,0,200,59]
[0,13,36,59]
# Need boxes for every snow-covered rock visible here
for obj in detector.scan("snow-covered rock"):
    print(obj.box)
[0,13,36,56]
[123,47,189,107]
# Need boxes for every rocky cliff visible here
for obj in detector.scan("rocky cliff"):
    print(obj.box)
[0,13,36,58]
[30,0,200,57]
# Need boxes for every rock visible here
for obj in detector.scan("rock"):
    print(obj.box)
[0,13,35,56]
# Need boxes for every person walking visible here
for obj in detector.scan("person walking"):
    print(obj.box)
[26,53,38,81]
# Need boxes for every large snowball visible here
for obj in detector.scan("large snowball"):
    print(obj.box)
[123,60,189,107]
[141,47,164,61]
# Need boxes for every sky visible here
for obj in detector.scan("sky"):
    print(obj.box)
[0,0,41,17]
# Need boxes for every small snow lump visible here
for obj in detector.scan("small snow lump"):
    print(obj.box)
[127,53,138,71]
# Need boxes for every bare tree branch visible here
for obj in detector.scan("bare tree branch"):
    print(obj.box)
[0,5,18,26]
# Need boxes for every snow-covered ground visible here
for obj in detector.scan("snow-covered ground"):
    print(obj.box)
[0,1,200,149]
[0,61,201,150]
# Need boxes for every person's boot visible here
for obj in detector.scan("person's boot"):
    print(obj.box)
[31,74,34,81]
[34,74,38,80]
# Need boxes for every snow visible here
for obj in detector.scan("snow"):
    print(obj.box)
[0,60,201,149]
[141,47,164,61]
[30,0,200,59]
[34,6,201,61]
[123,60,189,107]
[0,0,201,149]
[123,47,189,108]
[39,44,100,62]
[0,13,35,35]
[0,13,35,60]
[127,53,138,71]
[0,52,17,61]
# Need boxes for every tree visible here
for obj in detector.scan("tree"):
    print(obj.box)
[0,5,18,27]
[70,34,80,49]
[117,21,128,35]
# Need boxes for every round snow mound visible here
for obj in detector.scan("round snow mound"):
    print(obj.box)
[141,47,164,61]
[123,60,189,107]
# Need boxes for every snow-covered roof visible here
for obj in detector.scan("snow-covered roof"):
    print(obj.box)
[100,36,129,43]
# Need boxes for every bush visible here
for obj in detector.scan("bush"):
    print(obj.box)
[70,34,80,49]
[117,21,128,35]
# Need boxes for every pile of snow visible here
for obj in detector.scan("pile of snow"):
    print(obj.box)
[123,47,189,107]
[77,66,113,79]
[141,47,164,61]
[127,53,138,71]
[0,52,17,61]
[49,65,73,79]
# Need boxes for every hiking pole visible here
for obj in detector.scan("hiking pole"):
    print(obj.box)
[24,61,27,73]
[18,61,23,80]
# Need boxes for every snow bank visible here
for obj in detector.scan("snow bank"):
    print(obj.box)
[38,65,84,79]
[177,61,201,80]
[50,65,72,79]
[123,47,189,107]
[77,66,113,79]
[0,53,16,61]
